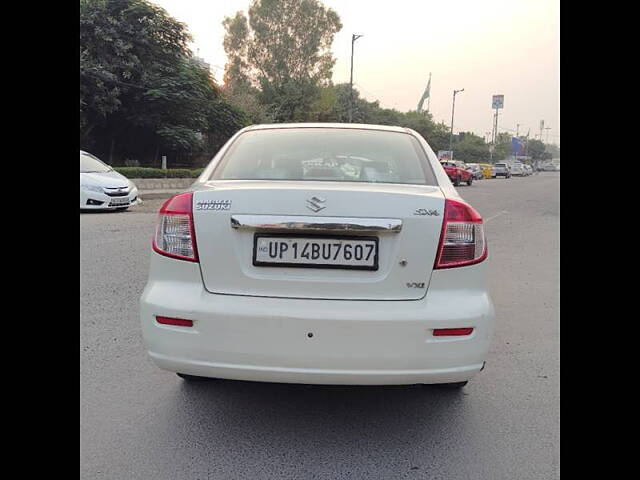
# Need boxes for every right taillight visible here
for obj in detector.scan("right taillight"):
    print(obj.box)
[434,198,487,269]
[152,192,199,262]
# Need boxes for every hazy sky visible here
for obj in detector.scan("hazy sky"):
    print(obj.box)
[150,0,559,144]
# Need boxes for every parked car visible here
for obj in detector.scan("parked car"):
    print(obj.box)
[523,165,533,176]
[479,163,493,179]
[140,123,494,388]
[466,163,483,180]
[510,162,525,176]
[80,150,140,210]
[440,160,474,186]
[492,163,511,178]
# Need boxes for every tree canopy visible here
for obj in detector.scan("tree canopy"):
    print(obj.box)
[80,0,247,166]
[223,0,342,122]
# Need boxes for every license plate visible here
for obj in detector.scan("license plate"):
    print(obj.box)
[253,235,378,270]
[109,198,129,206]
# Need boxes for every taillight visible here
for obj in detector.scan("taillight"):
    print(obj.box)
[434,198,487,269]
[152,192,199,262]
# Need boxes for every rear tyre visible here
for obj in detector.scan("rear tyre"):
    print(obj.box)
[453,176,460,186]
[177,373,210,382]
[466,177,473,186]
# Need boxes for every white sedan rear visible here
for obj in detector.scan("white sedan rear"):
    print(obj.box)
[140,124,494,387]
[80,151,139,210]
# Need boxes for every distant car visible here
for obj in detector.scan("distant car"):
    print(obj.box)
[479,163,493,179]
[80,150,140,210]
[441,160,473,186]
[492,163,511,178]
[510,162,525,176]
[523,165,533,176]
[466,163,483,180]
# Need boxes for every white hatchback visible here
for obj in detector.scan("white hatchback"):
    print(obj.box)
[80,151,139,210]
[140,124,494,388]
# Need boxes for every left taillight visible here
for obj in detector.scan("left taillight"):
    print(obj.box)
[152,192,199,262]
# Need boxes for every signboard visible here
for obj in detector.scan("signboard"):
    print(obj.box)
[511,137,525,156]
[492,95,504,109]
[438,150,453,161]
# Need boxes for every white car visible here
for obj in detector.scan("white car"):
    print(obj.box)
[510,162,525,176]
[492,163,511,178]
[80,150,139,210]
[140,124,494,388]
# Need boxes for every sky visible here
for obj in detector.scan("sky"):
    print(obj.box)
[149,0,559,145]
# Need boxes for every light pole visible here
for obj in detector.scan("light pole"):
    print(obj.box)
[449,88,464,157]
[349,34,364,123]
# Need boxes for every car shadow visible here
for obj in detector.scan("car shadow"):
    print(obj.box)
[159,378,469,453]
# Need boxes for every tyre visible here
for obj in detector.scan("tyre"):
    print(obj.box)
[466,177,473,186]
[453,176,460,186]
[177,372,210,381]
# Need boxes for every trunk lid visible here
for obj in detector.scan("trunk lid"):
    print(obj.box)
[192,181,445,300]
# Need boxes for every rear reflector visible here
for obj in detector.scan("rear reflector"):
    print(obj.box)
[156,316,193,327]
[433,327,474,336]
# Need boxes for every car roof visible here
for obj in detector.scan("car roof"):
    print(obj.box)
[242,123,410,134]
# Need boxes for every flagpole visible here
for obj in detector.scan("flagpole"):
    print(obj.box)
[427,73,431,113]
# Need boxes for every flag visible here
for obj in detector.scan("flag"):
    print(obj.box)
[417,74,431,113]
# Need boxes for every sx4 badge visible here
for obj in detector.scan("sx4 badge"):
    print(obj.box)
[196,200,232,211]
[414,209,440,216]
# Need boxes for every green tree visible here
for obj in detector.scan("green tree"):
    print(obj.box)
[526,139,546,160]
[545,142,560,158]
[222,0,342,122]
[80,0,247,165]
[492,132,512,161]
[452,132,490,163]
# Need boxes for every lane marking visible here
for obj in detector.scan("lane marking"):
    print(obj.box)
[485,210,508,223]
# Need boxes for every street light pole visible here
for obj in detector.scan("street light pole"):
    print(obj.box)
[449,88,464,157]
[349,34,363,123]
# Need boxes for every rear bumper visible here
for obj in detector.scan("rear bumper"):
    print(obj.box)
[150,352,483,385]
[140,253,494,385]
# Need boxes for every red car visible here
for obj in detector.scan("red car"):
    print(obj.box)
[440,161,473,186]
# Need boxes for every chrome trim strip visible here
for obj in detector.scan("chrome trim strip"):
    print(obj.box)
[230,215,402,233]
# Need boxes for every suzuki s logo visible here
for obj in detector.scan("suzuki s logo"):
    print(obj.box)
[306,196,326,213]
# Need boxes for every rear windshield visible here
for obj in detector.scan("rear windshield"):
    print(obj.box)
[210,128,436,185]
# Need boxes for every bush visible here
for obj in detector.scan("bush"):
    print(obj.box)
[114,167,204,179]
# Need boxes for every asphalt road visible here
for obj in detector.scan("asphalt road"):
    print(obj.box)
[80,173,560,479]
